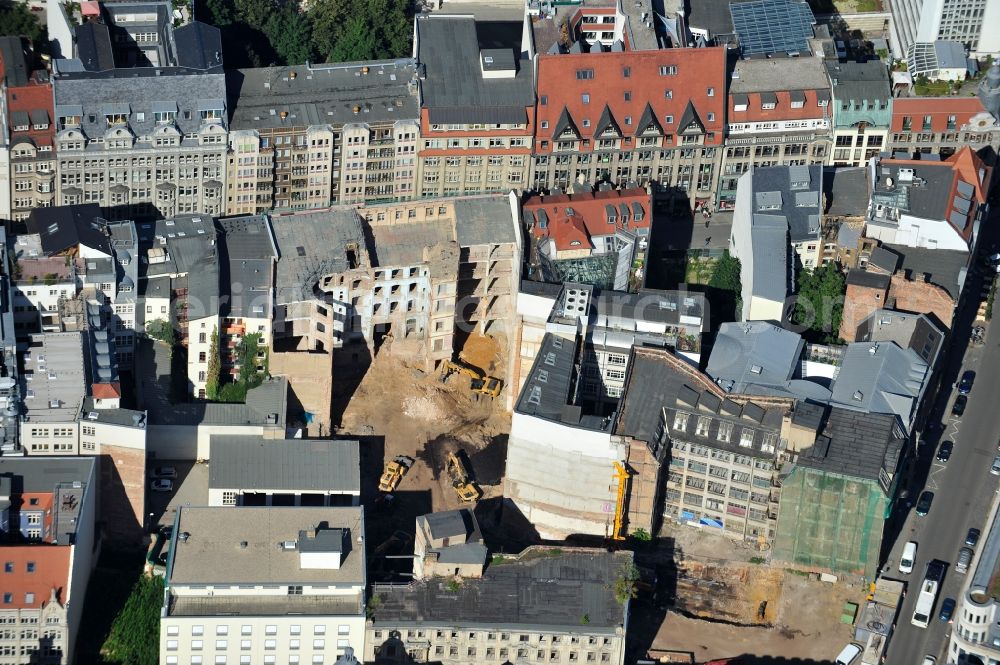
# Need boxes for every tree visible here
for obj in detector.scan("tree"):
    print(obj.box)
[265,6,313,65]
[328,14,378,62]
[792,263,846,343]
[612,563,639,604]
[707,251,743,323]
[145,319,176,347]
[101,575,164,665]
[205,326,221,400]
[0,1,45,45]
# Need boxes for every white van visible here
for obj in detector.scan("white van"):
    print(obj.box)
[899,541,917,574]
[835,643,862,665]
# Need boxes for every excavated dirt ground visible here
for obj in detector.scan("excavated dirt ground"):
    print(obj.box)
[337,334,511,560]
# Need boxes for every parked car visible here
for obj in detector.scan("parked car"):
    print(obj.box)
[936,441,954,463]
[956,547,974,574]
[992,456,1000,476]
[966,528,982,548]
[916,491,934,516]
[939,597,956,622]
[899,541,917,574]
[953,395,968,416]
[835,643,862,665]
[958,370,976,395]
[150,466,177,479]
[150,479,173,492]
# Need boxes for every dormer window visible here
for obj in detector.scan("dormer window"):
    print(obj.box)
[154,111,175,123]
[60,115,81,128]
[106,113,127,125]
[200,109,223,121]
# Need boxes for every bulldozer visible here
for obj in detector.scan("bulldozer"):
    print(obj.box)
[445,451,482,503]
[378,455,414,493]
[440,360,503,399]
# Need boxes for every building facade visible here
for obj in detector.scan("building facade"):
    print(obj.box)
[51,7,227,220]
[889,0,1000,57]
[161,507,368,665]
[533,48,727,210]
[1,37,56,223]
[888,96,1000,161]
[719,57,832,208]
[414,15,535,199]
[827,60,892,168]
[224,60,421,215]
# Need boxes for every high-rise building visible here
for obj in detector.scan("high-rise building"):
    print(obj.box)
[889,0,1000,58]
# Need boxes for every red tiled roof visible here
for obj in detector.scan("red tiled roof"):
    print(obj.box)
[7,77,54,148]
[534,49,727,152]
[0,546,71,610]
[92,382,122,399]
[729,89,830,123]
[890,97,991,133]
[524,188,650,251]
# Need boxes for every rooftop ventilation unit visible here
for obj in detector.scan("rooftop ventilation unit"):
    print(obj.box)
[898,168,915,182]
[281,540,297,551]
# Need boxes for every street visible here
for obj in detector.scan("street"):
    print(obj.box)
[885,260,1000,662]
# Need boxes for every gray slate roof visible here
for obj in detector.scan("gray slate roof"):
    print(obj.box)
[884,243,966,299]
[421,509,475,541]
[822,167,869,218]
[796,407,902,485]
[372,551,630,631]
[208,436,360,493]
[514,333,583,425]
[416,15,534,125]
[53,70,226,135]
[830,341,928,423]
[706,321,806,394]
[147,376,287,426]
[271,209,368,305]
[228,60,419,130]
[218,215,277,318]
[826,60,891,105]
[752,165,822,243]
[846,269,891,290]
[452,196,518,247]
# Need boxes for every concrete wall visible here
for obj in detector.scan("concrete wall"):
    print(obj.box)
[270,350,333,436]
[65,462,99,665]
[100,443,147,547]
[504,412,625,539]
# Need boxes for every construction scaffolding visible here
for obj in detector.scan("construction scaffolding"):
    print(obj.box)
[772,466,887,580]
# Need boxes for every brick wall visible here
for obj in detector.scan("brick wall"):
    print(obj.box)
[889,275,955,328]
[100,445,147,548]
[840,282,889,342]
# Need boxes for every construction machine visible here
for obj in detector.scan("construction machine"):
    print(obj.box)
[611,461,629,541]
[446,451,482,502]
[378,455,414,493]
[440,360,503,399]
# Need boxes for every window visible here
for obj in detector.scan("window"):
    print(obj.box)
[673,412,689,430]
[26,562,35,573]
[659,65,677,76]
[576,69,594,80]
[717,421,733,443]
[740,428,755,448]
[582,94,590,104]
[288,585,303,595]
[3,563,11,573]
[707,87,715,96]
[696,417,711,437]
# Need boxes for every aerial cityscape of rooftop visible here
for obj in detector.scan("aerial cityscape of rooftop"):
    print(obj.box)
[0,0,999,663]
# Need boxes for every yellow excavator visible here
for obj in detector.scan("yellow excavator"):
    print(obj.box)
[446,451,482,502]
[611,461,630,541]
[440,360,503,399]
[378,456,414,493]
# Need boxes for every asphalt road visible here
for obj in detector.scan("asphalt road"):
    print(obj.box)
[885,262,1000,662]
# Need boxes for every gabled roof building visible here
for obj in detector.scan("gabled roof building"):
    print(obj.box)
[532,47,727,210]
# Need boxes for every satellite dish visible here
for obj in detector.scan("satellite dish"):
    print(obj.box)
[886,177,894,187]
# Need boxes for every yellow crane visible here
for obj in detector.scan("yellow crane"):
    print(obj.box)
[612,461,630,541]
